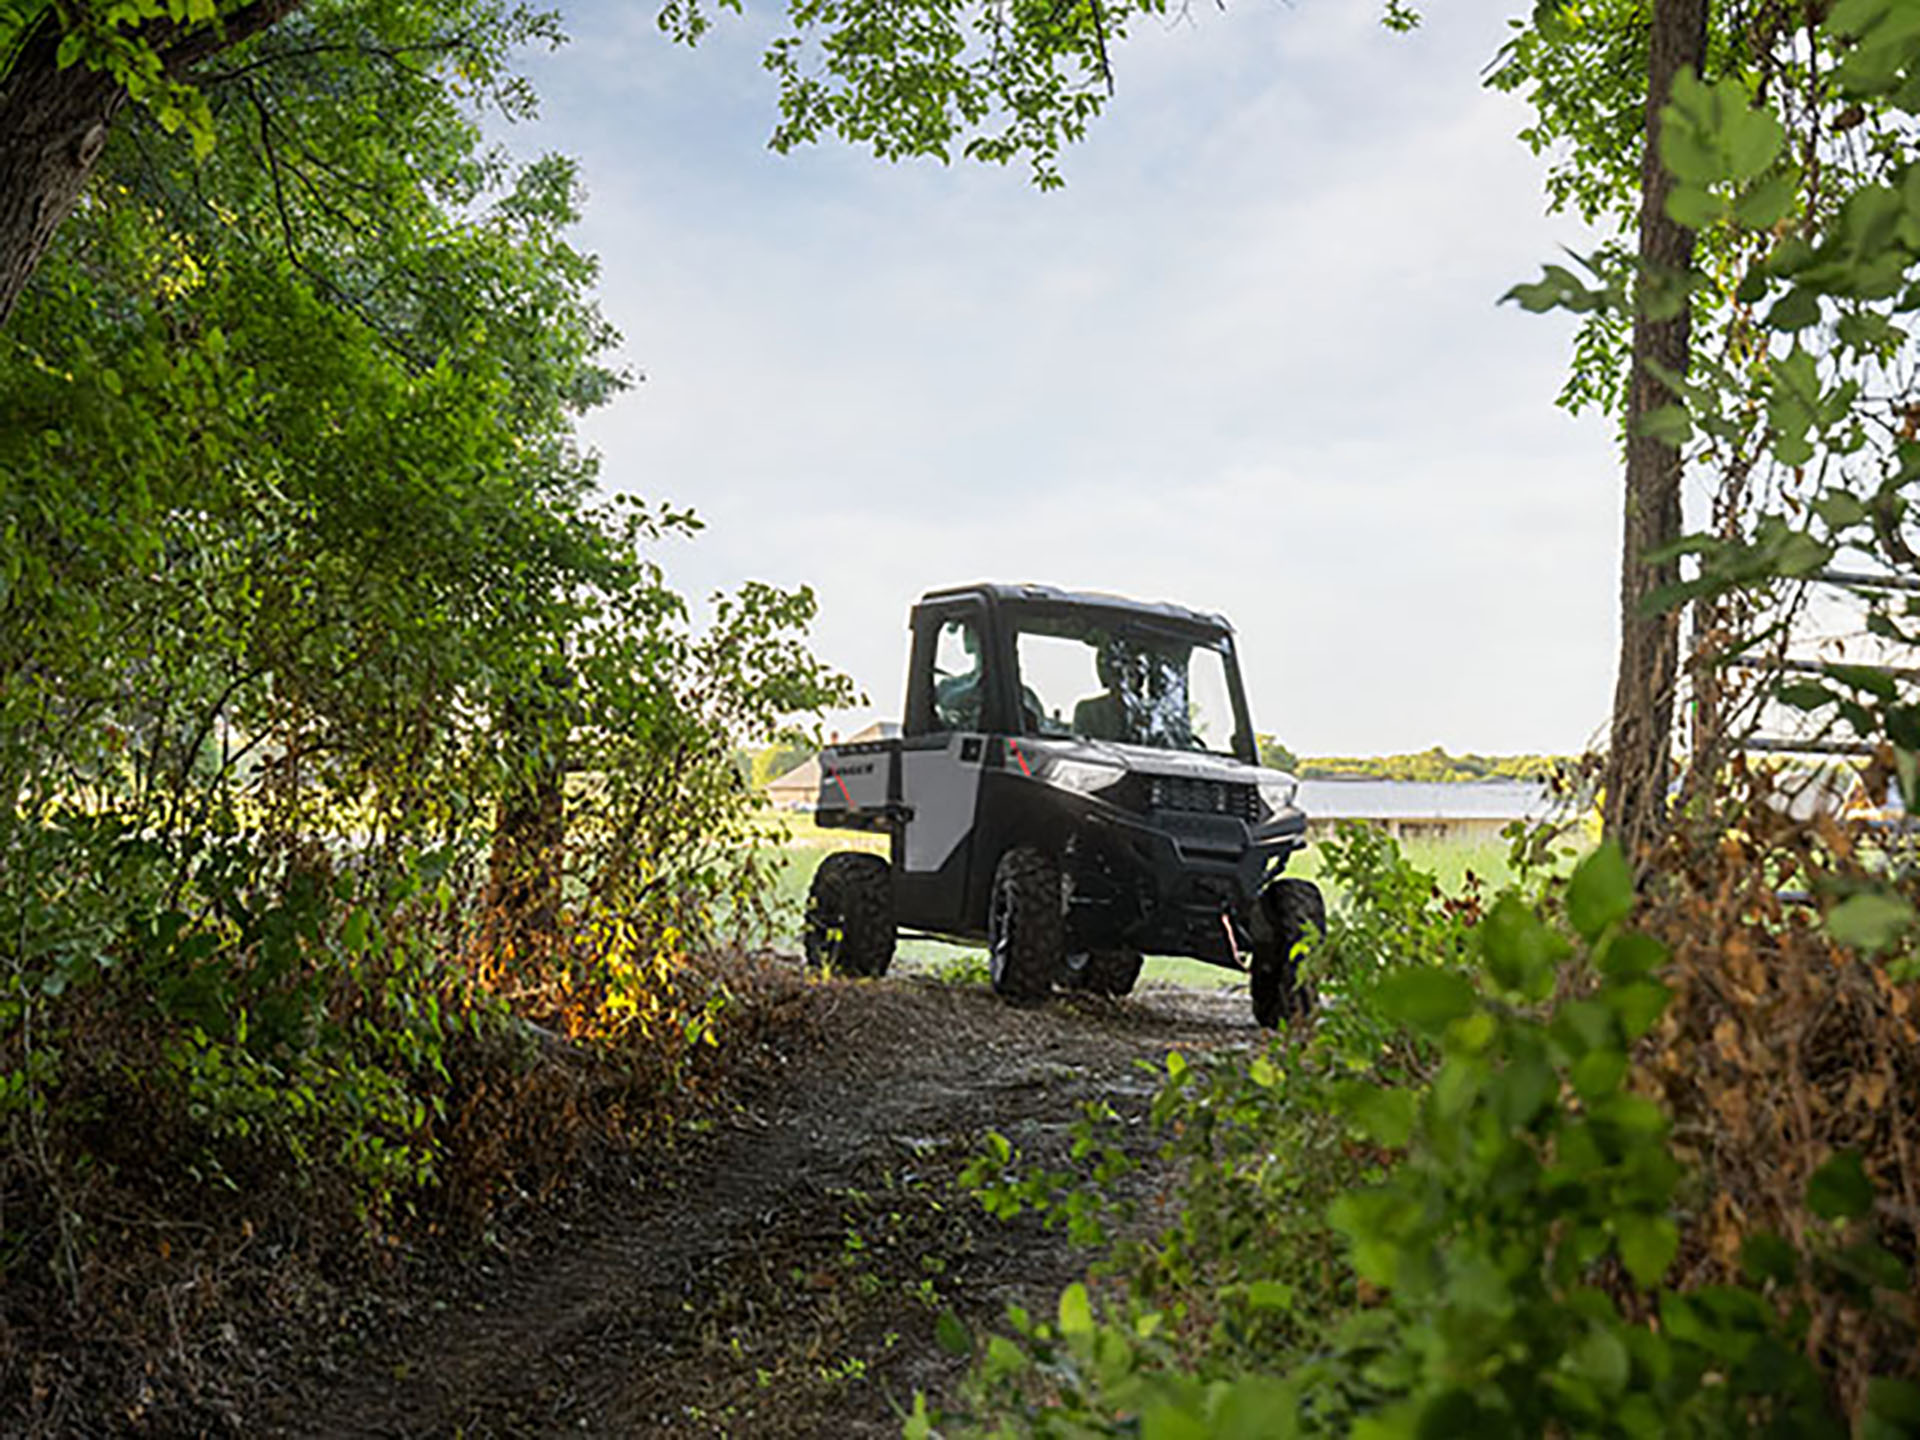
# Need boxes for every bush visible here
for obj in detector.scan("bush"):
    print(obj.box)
[940,829,1920,1436]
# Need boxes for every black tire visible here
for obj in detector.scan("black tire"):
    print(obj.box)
[1250,877,1325,1028]
[804,852,895,977]
[1064,947,1144,997]
[987,847,1065,1002]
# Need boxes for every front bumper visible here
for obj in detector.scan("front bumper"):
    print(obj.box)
[1063,799,1307,966]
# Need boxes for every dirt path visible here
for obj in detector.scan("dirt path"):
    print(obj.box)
[267,967,1254,1437]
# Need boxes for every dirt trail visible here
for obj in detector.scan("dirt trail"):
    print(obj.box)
[269,968,1253,1437]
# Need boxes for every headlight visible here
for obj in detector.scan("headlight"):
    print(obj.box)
[1038,755,1126,797]
[1257,774,1299,815]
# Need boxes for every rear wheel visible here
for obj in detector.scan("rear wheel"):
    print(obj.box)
[1064,947,1143,997]
[1250,877,1324,1028]
[804,852,895,977]
[988,847,1065,1002]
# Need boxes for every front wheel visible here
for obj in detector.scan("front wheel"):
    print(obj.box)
[1249,877,1324,1028]
[804,852,896,977]
[988,847,1065,1002]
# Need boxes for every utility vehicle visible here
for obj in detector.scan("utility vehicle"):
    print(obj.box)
[803,583,1322,1027]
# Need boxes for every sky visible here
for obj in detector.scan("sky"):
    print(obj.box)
[506,0,1625,756]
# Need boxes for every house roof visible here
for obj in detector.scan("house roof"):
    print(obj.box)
[762,723,900,794]
[765,756,821,795]
[1297,778,1554,823]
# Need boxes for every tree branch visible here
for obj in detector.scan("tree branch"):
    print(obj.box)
[159,0,310,78]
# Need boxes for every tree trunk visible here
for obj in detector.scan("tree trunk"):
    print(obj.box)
[0,0,306,327]
[1602,0,1710,860]
[482,668,570,969]
[0,30,126,327]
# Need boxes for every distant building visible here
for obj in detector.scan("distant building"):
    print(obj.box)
[1297,778,1555,843]
[762,722,900,811]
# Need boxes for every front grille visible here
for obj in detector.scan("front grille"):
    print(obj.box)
[1147,776,1258,820]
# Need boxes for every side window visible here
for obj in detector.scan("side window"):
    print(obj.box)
[930,616,984,732]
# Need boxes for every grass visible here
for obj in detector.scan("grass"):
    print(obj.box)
[758,815,1560,989]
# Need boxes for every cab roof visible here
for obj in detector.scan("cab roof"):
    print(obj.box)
[915,582,1233,635]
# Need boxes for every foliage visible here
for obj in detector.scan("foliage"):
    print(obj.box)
[1253,733,1298,774]
[1295,746,1566,783]
[1495,0,1920,769]
[0,0,853,1423]
[1639,764,1920,1418]
[943,828,1917,1434]
[1296,820,1482,1074]
[659,0,1167,191]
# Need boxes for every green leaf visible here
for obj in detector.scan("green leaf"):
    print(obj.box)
[1616,1213,1679,1287]
[1058,1281,1093,1335]
[1479,894,1570,999]
[1725,106,1786,180]
[1634,404,1693,446]
[1329,1189,1418,1287]
[1734,170,1799,229]
[1864,1381,1920,1440]
[1776,679,1833,710]
[1338,1082,1417,1148]
[984,1334,1028,1376]
[1375,966,1477,1033]
[1567,843,1633,940]
[1243,1280,1296,1310]
[935,1310,973,1356]
[1592,1092,1668,1138]
[1740,1231,1798,1286]
[1604,980,1671,1043]
[1665,183,1726,230]
[1659,71,1721,183]
[1807,1150,1874,1221]
[1567,1327,1630,1393]
[1490,1054,1555,1129]
[1502,263,1611,315]
[1826,891,1914,952]
[1765,235,1816,277]
[1829,662,1899,700]
[1142,1406,1215,1440]
[1837,310,1903,353]
[1661,71,1783,185]
[1594,931,1667,981]
[1835,1238,1907,1290]
[1766,288,1821,331]
[1571,1048,1628,1100]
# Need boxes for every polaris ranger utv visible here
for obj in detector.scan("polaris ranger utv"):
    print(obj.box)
[804,583,1323,1027]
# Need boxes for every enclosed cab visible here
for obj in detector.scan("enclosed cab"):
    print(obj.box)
[806,583,1321,1026]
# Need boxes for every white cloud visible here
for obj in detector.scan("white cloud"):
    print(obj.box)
[512,0,1623,756]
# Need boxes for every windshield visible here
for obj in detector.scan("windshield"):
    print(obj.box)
[1013,614,1241,755]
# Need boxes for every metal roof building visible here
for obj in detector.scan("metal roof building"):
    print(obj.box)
[1296,778,1556,841]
